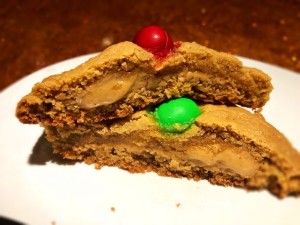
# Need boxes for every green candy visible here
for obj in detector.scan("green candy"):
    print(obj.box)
[154,98,201,133]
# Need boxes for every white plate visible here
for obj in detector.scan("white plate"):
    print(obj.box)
[1,55,300,225]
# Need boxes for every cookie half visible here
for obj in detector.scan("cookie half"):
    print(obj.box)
[43,104,300,198]
[16,41,272,127]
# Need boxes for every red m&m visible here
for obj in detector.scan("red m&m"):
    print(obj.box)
[133,25,174,58]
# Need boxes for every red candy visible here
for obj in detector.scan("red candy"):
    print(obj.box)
[133,25,174,58]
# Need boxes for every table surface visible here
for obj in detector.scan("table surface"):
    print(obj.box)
[1,0,300,91]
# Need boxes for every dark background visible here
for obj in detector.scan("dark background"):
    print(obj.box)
[1,0,300,91]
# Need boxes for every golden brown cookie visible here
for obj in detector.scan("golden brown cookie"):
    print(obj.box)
[43,104,300,198]
[16,41,272,127]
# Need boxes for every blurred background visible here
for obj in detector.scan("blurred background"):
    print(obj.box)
[1,0,299,91]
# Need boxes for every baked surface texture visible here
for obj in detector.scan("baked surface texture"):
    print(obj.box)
[44,104,300,198]
[16,41,272,127]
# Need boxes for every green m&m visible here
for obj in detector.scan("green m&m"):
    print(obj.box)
[154,98,202,133]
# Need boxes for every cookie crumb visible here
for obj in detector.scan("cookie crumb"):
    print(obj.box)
[111,207,116,212]
[176,203,181,208]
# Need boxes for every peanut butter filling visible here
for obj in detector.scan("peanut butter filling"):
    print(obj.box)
[93,140,259,178]
[182,142,259,177]
[77,71,158,109]
[77,73,138,109]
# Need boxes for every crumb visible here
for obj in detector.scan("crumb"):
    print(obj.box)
[111,207,116,212]
[51,221,56,225]
[176,203,181,208]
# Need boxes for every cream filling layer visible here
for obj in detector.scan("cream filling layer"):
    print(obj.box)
[88,137,259,178]
[77,71,158,109]
[181,143,259,178]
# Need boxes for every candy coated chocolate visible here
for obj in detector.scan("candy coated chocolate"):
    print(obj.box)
[133,25,174,58]
[154,98,201,133]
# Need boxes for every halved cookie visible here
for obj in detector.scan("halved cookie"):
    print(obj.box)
[43,104,300,198]
[16,41,272,127]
